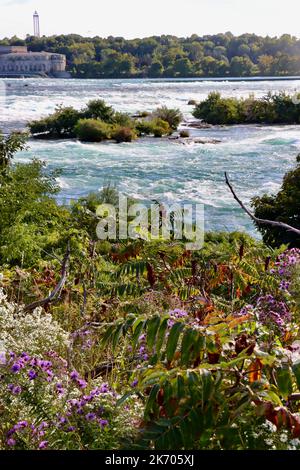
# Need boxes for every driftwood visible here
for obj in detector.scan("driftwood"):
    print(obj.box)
[24,242,71,313]
[225,172,300,236]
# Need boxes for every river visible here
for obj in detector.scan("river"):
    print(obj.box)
[1,77,300,235]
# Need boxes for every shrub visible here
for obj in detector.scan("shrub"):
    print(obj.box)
[29,106,83,138]
[83,99,115,123]
[112,126,137,143]
[75,119,112,142]
[152,106,183,130]
[135,120,155,136]
[152,118,172,137]
[137,111,150,118]
[188,99,197,106]
[193,92,300,125]
[193,92,243,124]
[0,289,69,355]
[113,112,134,127]
[179,130,190,138]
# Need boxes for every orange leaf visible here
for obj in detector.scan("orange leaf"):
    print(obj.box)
[248,359,263,383]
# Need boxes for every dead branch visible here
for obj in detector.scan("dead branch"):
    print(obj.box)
[24,242,71,313]
[225,172,300,236]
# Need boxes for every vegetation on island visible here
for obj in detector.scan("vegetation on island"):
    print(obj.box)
[2,33,300,78]
[193,92,300,125]
[1,131,300,450]
[28,100,182,142]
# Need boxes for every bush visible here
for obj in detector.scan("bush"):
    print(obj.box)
[188,99,197,106]
[179,130,190,138]
[193,92,243,124]
[153,106,183,130]
[135,120,155,136]
[137,111,150,118]
[136,119,171,137]
[112,126,137,143]
[83,99,115,123]
[29,106,83,138]
[152,118,172,137]
[113,112,134,127]
[75,119,112,142]
[193,92,300,125]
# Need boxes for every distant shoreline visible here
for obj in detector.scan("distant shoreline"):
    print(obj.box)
[2,75,300,82]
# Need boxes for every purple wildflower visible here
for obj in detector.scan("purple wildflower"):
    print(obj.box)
[11,363,21,373]
[130,379,138,388]
[38,441,48,449]
[85,413,96,422]
[70,370,79,380]
[28,369,38,380]
[99,419,108,429]
[7,438,16,447]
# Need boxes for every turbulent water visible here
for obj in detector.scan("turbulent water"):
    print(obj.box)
[1,77,300,236]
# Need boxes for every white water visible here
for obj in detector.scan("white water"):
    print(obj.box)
[1,77,300,235]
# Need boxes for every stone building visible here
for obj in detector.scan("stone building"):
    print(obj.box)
[0,46,68,77]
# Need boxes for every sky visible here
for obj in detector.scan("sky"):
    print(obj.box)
[0,0,300,39]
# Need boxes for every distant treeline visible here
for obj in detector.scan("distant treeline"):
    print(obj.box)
[1,32,300,78]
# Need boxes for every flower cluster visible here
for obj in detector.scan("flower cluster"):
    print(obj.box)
[256,295,291,332]
[71,328,95,351]
[63,384,111,429]
[5,351,68,390]
[137,334,148,361]
[273,248,300,291]
[6,420,49,449]
[167,309,188,328]
[0,289,69,356]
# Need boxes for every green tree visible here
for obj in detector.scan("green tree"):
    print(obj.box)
[252,155,300,247]
[0,131,27,173]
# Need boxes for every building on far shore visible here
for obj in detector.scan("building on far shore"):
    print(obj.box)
[0,45,69,78]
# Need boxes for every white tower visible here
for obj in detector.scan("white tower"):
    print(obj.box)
[33,11,40,38]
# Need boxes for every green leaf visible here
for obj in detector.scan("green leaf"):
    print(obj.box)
[181,328,198,366]
[132,318,146,348]
[146,315,161,350]
[199,369,214,403]
[116,392,135,407]
[155,317,169,356]
[276,364,293,399]
[292,359,300,390]
[166,322,184,363]
[144,384,160,418]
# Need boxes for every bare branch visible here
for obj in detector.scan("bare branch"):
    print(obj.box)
[225,172,300,236]
[24,242,71,313]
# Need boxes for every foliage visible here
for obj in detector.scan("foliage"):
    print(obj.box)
[28,100,181,141]
[75,119,112,142]
[112,126,137,143]
[0,131,28,173]
[153,106,183,130]
[1,132,300,450]
[0,158,70,266]
[82,99,115,123]
[193,92,300,125]
[4,32,300,78]
[29,106,83,138]
[252,155,300,247]
[179,130,190,138]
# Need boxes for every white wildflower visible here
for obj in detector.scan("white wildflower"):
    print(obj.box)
[0,289,69,355]
[265,439,274,446]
